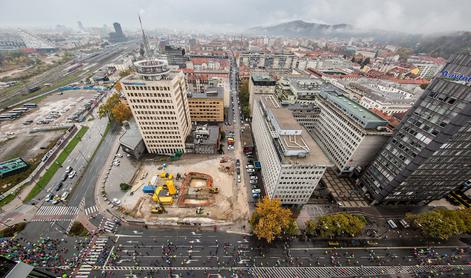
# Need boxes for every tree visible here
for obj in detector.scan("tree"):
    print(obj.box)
[98,93,120,119]
[305,219,317,237]
[114,81,123,92]
[313,213,367,238]
[284,218,299,237]
[249,197,293,243]
[111,102,132,123]
[120,183,130,191]
[406,209,471,240]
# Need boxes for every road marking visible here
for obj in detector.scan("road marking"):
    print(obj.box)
[85,206,98,215]
[289,245,467,251]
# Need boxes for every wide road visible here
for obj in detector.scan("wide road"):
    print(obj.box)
[80,226,471,278]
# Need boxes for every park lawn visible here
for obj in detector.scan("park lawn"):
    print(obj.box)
[24,126,89,202]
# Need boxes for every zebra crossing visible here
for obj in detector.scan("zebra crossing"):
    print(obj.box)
[75,236,109,278]
[32,205,79,221]
[85,205,99,216]
[249,265,471,277]
[98,265,471,275]
[99,217,117,233]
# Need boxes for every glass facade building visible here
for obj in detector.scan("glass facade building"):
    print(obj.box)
[360,54,471,205]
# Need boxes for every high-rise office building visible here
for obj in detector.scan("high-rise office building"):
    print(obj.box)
[113,22,123,36]
[109,22,126,42]
[360,53,471,205]
[121,59,192,155]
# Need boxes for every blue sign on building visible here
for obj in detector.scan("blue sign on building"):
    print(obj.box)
[441,70,471,81]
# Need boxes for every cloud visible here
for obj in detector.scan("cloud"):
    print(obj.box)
[0,0,469,33]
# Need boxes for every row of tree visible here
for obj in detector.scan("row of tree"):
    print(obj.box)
[406,208,471,240]
[249,197,366,243]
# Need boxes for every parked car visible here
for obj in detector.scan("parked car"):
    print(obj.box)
[250,180,258,185]
[252,188,261,194]
[387,219,398,229]
[399,219,410,228]
[235,159,240,167]
[237,175,241,183]
[112,198,121,205]
[236,168,240,175]
[68,170,76,179]
[250,175,258,180]
[62,173,68,181]
[247,168,255,173]
[246,164,254,169]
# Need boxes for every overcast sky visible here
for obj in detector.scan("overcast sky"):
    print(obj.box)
[1,0,470,34]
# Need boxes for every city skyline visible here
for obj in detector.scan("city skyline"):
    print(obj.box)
[0,0,470,34]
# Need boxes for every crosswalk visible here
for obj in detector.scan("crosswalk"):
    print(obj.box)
[85,205,99,216]
[100,218,117,233]
[76,236,109,278]
[36,205,79,216]
[32,205,79,222]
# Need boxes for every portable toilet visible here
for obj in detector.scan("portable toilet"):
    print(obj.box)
[166,180,176,195]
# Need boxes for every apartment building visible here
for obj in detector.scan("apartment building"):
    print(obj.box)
[252,94,332,205]
[121,58,191,155]
[188,87,224,122]
[361,53,471,205]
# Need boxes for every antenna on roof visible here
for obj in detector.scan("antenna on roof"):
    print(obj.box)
[138,15,151,58]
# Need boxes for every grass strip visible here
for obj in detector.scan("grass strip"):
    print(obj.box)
[24,126,89,202]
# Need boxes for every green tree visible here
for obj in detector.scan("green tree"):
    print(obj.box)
[314,213,367,238]
[305,219,317,237]
[249,197,293,243]
[406,209,470,240]
[120,183,130,191]
[284,218,299,237]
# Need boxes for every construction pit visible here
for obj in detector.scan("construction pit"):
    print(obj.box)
[119,155,246,226]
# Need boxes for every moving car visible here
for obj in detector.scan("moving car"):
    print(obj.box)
[45,193,54,202]
[61,191,69,201]
[65,166,73,174]
[55,182,63,191]
[68,170,76,179]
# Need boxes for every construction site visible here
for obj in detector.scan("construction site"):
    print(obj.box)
[118,155,248,225]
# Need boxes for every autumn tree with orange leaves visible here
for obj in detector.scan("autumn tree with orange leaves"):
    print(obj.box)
[249,197,294,243]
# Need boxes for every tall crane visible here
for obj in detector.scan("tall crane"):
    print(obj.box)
[138,15,151,58]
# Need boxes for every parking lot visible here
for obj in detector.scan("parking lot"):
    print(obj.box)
[0,90,101,163]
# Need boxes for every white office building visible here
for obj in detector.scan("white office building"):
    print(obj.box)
[252,95,332,205]
[309,88,392,174]
[121,59,192,155]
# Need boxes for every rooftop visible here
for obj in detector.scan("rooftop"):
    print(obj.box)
[189,87,224,99]
[258,95,332,166]
[320,88,389,129]
[119,120,143,150]
[0,157,28,175]
[251,73,276,83]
